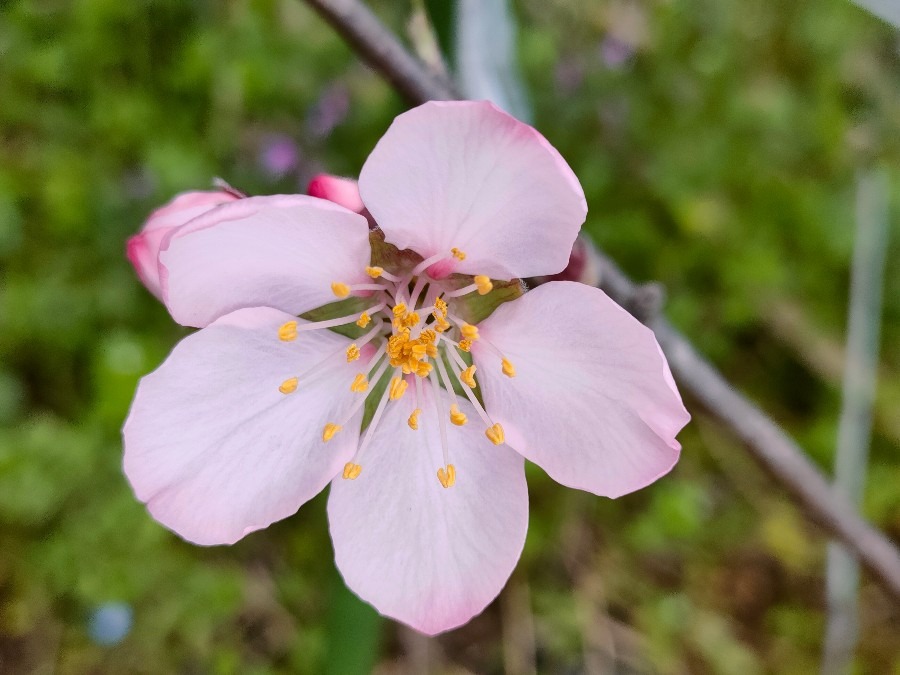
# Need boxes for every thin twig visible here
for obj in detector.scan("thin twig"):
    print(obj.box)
[303,0,458,104]
[300,0,900,605]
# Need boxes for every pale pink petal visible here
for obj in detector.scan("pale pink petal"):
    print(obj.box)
[328,385,528,635]
[473,281,690,498]
[307,174,365,213]
[358,100,587,280]
[127,190,239,299]
[159,195,371,328]
[123,307,365,545]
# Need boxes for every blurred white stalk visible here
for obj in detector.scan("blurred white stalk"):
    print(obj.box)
[455,0,532,122]
[821,169,890,674]
[851,0,900,28]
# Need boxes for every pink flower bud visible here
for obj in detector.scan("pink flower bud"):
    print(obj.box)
[306,174,365,214]
[127,190,239,299]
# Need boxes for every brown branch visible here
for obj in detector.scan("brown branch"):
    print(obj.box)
[300,0,900,604]
[303,0,458,104]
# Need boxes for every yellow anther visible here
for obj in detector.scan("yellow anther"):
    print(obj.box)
[485,423,505,445]
[278,377,298,394]
[451,247,466,261]
[350,373,369,393]
[408,408,421,430]
[356,312,371,328]
[342,462,362,480]
[415,361,433,378]
[392,303,408,318]
[434,297,448,316]
[331,281,351,298]
[434,316,451,332]
[449,404,468,426]
[460,365,477,389]
[437,464,457,488]
[420,329,437,344]
[346,344,360,362]
[458,339,472,352]
[460,323,479,340]
[389,376,408,401]
[501,357,516,377]
[323,423,342,442]
[405,312,420,327]
[365,266,383,278]
[278,321,298,342]
[474,275,493,295]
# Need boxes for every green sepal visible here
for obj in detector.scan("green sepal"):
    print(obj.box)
[448,276,525,324]
[299,297,370,339]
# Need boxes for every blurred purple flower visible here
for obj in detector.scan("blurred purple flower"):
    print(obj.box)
[554,59,585,96]
[306,83,350,139]
[600,35,636,69]
[258,135,300,179]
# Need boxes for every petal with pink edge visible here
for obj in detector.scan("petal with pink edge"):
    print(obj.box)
[473,281,690,498]
[123,307,365,545]
[307,174,365,213]
[358,100,587,280]
[328,384,528,635]
[127,190,239,299]
[160,195,371,327]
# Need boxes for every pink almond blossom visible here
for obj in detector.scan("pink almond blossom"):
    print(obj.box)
[123,100,689,635]
[127,189,240,299]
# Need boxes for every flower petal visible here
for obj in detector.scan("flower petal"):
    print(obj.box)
[127,190,239,299]
[358,100,587,280]
[123,307,365,545]
[328,385,528,635]
[473,281,690,498]
[307,174,365,213]
[160,195,372,327]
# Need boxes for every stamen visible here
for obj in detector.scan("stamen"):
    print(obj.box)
[460,364,477,389]
[285,302,386,338]
[278,377,298,394]
[434,297,448,316]
[351,370,395,465]
[408,408,421,430]
[350,373,369,393]
[333,281,389,298]
[445,275,493,298]
[502,357,516,378]
[411,252,447,277]
[389,375,408,400]
[451,247,466,261]
[485,423,505,445]
[342,462,362,480]
[449,404,468,426]
[444,344,497,429]
[427,369,451,468]
[322,423,342,442]
[460,323,479,341]
[365,266,383,278]
[278,321,298,341]
[457,339,472,352]
[346,344,361,362]
[333,356,390,429]
[437,464,456,488]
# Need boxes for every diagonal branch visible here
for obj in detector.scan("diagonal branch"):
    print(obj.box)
[300,0,900,604]
[303,0,458,103]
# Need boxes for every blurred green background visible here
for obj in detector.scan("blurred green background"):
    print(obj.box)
[1,0,899,672]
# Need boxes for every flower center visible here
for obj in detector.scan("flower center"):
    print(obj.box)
[275,248,516,488]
